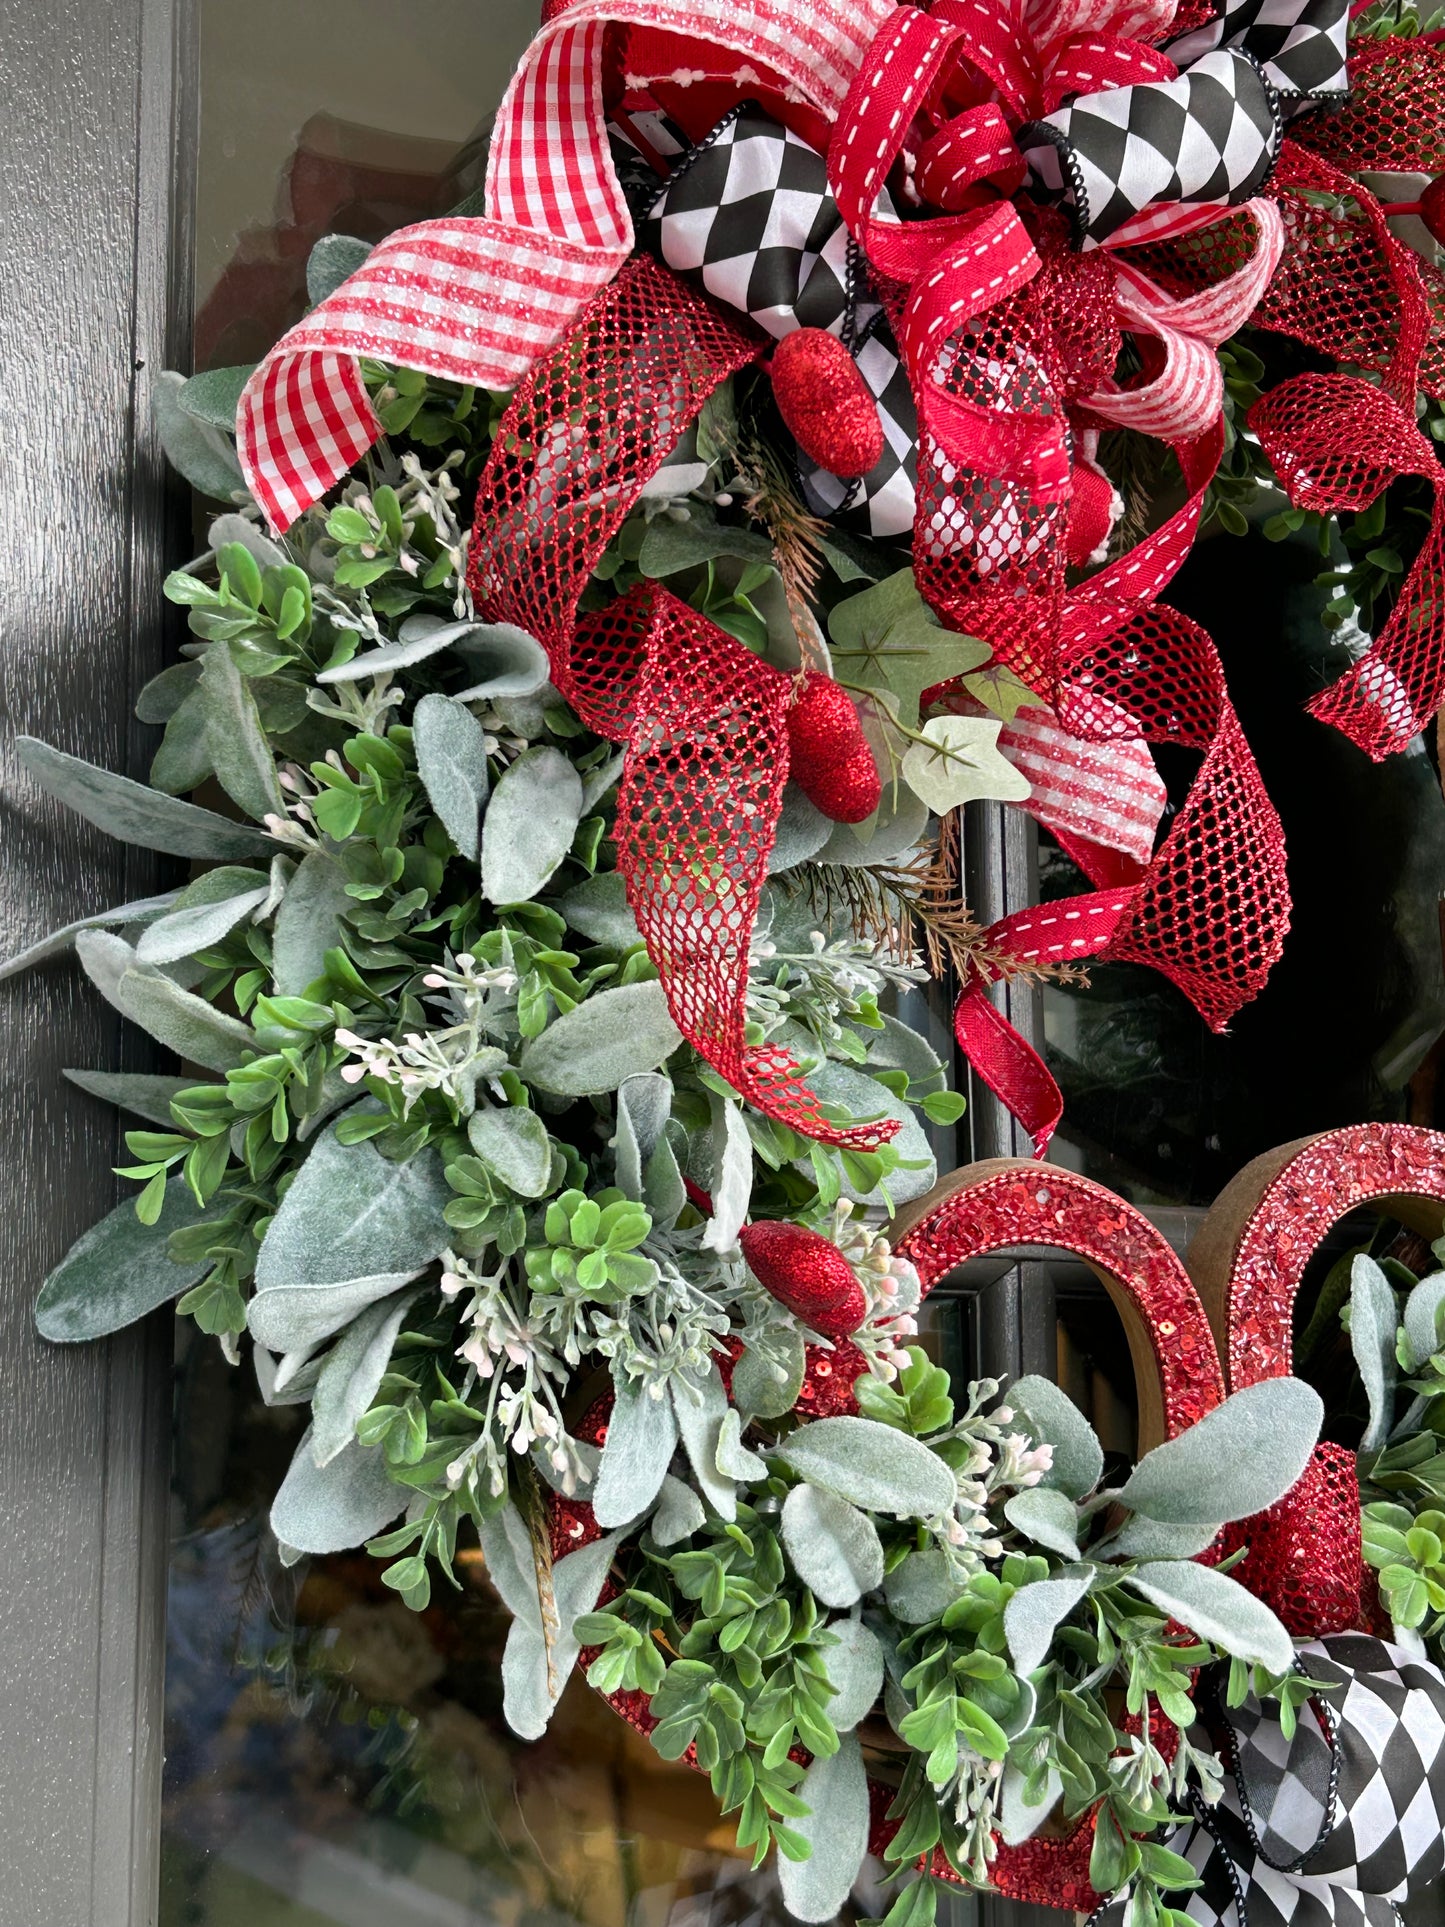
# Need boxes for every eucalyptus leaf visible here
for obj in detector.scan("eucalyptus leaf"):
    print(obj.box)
[1118,1379,1323,1526]
[413,693,491,860]
[310,1287,420,1467]
[774,1416,956,1519]
[520,982,682,1095]
[0,890,179,982]
[196,643,288,822]
[35,1176,210,1341]
[822,1618,884,1731]
[153,369,246,500]
[559,871,640,948]
[777,1732,869,1924]
[1126,1560,1295,1673]
[307,233,372,304]
[1003,1487,1081,1559]
[1008,1376,1105,1501]
[780,1484,884,1609]
[135,882,269,966]
[1004,1572,1093,1674]
[272,851,353,995]
[63,1068,200,1128]
[652,1473,707,1547]
[1403,1271,1445,1372]
[672,1361,737,1521]
[270,1430,403,1554]
[702,1094,752,1254]
[15,737,271,858]
[593,1376,678,1528]
[1351,1254,1400,1455]
[75,931,256,1071]
[481,745,583,904]
[467,1106,553,1198]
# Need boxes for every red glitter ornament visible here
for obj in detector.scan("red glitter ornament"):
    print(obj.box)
[738,1220,868,1337]
[769,327,885,479]
[786,671,882,824]
[1380,174,1445,243]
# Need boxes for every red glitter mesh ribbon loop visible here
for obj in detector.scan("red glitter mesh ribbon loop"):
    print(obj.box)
[468,257,898,1149]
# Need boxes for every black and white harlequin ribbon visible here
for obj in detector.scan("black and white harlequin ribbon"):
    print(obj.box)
[1021,0,1350,247]
[1152,1636,1445,1927]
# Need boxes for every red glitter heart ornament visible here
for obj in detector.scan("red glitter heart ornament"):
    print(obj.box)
[738,1220,868,1337]
[769,327,886,480]
[785,670,882,823]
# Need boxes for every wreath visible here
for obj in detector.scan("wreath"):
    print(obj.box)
[12,0,1445,1921]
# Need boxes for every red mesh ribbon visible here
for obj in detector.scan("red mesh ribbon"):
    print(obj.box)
[467,256,898,1148]
[1248,143,1445,760]
[1219,1441,1366,1640]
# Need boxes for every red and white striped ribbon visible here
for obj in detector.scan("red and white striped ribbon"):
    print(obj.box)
[236,0,892,530]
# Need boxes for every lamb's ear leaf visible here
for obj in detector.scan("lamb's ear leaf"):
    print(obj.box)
[883,1547,958,1624]
[671,1362,737,1522]
[479,1504,621,1740]
[1125,1560,1295,1674]
[701,1094,751,1254]
[74,931,256,1072]
[153,368,247,499]
[559,872,640,949]
[0,891,179,982]
[773,1416,956,1519]
[175,364,255,432]
[730,1328,805,1422]
[197,642,286,822]
[309,1288,420,1467]
[467,1106,552,1199]
[1003,1572,1094,1674]
[1118,1379,1322,1526]
[1402,1271,1445,1373]
[651,1474,706,1547]
[520,983,683,1096]
[821,1618,885,1732]
[15,736,270,859]
[270,1429,403,1555]
[306,234,372,305]
[480,745,583,904]
[780,1484,884,1609]
[1350,1255,1399,1455]
[777,1733,869,1923]
[413,693,491,860]
[35,1176,210,1341]
[134,882,269,967]
[592,1376,677,1529]
[450,622,551,701]
[1003,1487,1081,1560]
[63,1068,200,1129]
[614,1073,672,1201]
[1008,1375,1104,1501]
[272,852,353,996]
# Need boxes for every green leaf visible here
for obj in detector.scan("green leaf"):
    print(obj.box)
[271,1430,403,1555]
[827,569,987,729]
[467,1106,553,1199]
[1004,1573,1093,1673]
[0,890,179,983]
[152,369,246,500]
[310,1287,420,1467]
[520,982,682,1095]
[15,737,271,859]
[413,692,490,860]
[883,1548,959,1624]
[63,1068,201,1128]
[593,1375,679,1528]
[175,364,254,431]
[1402,1271,1445,1372]
[780,1483,884,1608]
[777,1732,869,1923]
[249,1125,451,1351]
[900,715,1030,814]
[774,1417,957,1519]
[1125,1561,1294,1673]
[559,871,641,949]
[197,643,286,822]
[306,233,371,303]
[730,1329,806,1421]
[652,1473,708,1546]
[35,1176,210,1341]
[134,879,269,967]
[1003,1487,1081,1558]
[1118,1379,1322,1526]
[272,852,353,996]
[1008,1376,1105,1500]
[613,1072,672,1202]
[799,1053,935,1206]
[481,746,584,904]
[1350,1255,1399,1454]
[638,505,772,579]
[74,931,256,1071]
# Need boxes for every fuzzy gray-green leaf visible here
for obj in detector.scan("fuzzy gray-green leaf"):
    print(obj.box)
[153,368,246,500]
[413,693,491,860]
[777,1733,869,1924]
[774,1416,956,1519]
[63,1068,200,1128]
[1351,1254,1399,1454]
[1008,1374,1105,1500]
[480,745,583,904]
[75,931,256,1071]
[270,1430,403,1554]
[0,890,179,983]
[198,642,286,822]
[559,872,640,949]
[672,1361,736,1522]
[1003,1487,1081,1559]
[467,1105,553,1198]
[1004,1572,1093,1674]
[520,982,682,1096]
[35,1177,210,1341]
[16,737,270,859]
[135,879,269,966]
[272,851,353,995]
[1126,1560,1294,1673]
[781,1484,884,1608]
[310,1288,420,1467]
[1118,1379,1322,1526]
[822,1618,884,1731]
[593,1375,678,1528]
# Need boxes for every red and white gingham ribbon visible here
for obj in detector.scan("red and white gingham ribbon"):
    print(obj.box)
[236,0,891,530]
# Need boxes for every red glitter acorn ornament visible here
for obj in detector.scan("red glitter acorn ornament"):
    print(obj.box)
[786,670,882,824]
[769,327,886,480]
[739,1221,868,1336]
